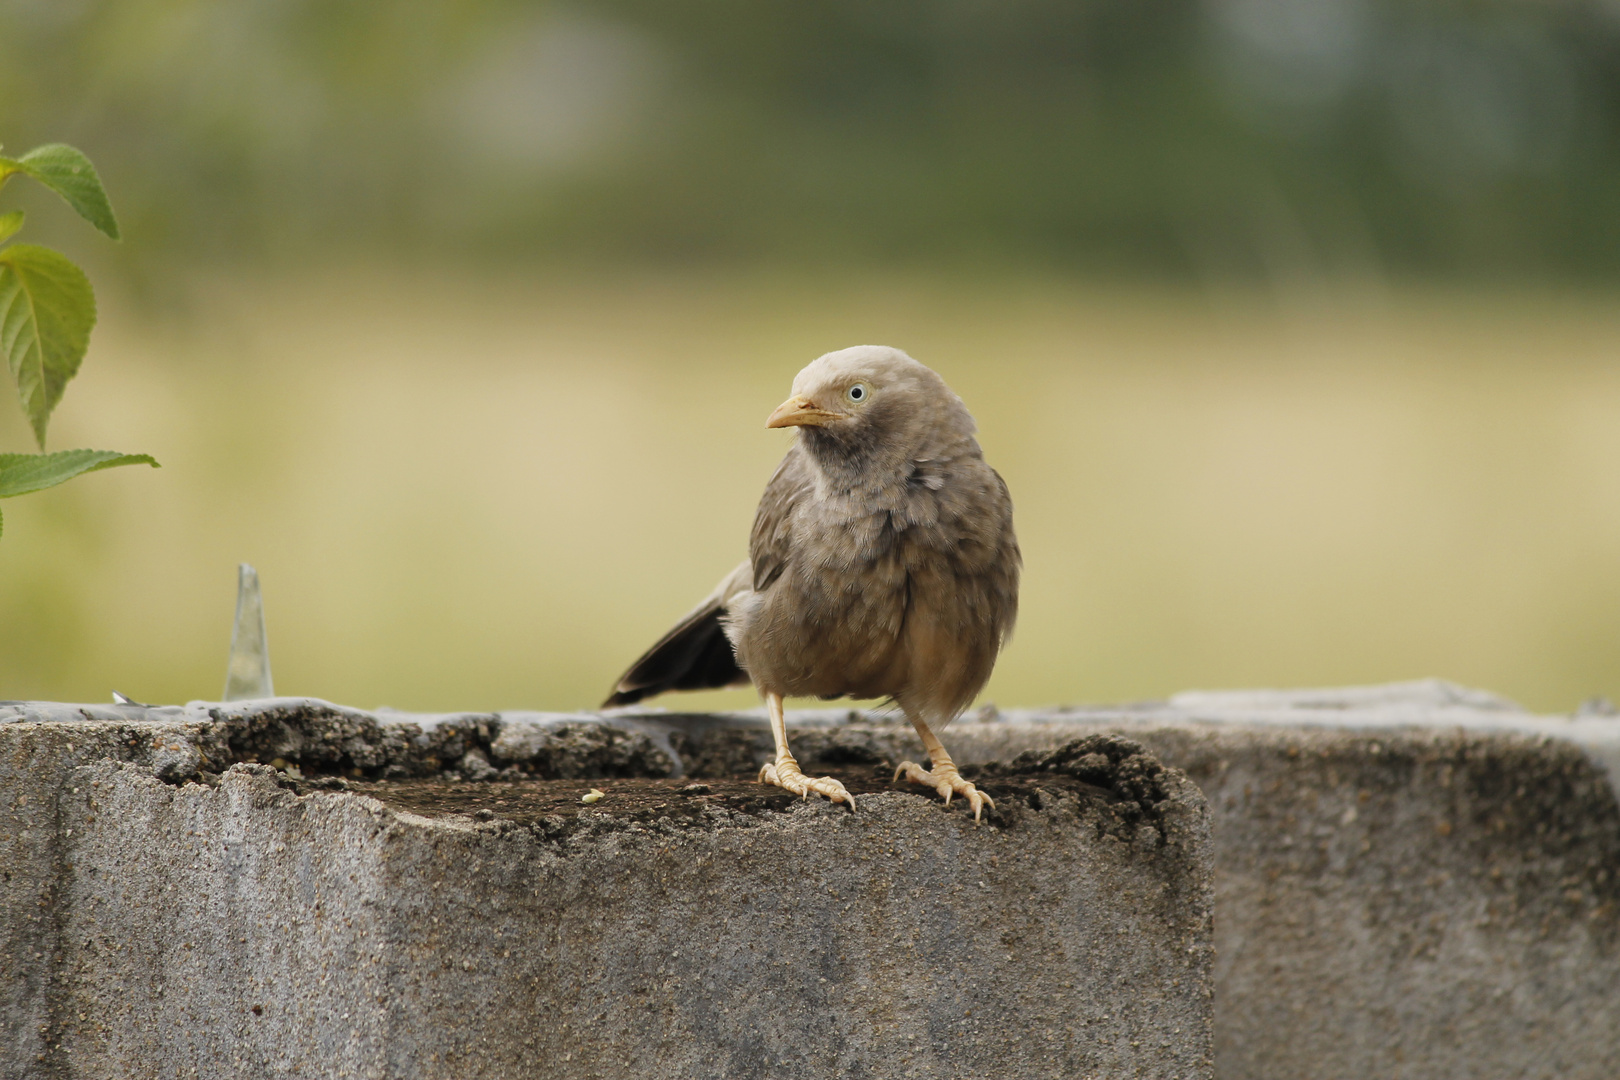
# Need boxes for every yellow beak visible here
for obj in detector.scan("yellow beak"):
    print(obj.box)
[766,394,842,429]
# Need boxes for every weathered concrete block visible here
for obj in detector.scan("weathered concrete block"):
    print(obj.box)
[9,681,1614,1079]
[1105,687,1620,1080]
[1143,722,1620,1080]
[1,709,1213,1080]
[624,684,1620,1080]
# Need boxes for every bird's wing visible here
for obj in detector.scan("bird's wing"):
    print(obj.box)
[749,445,814,592]
[602,561,753,707]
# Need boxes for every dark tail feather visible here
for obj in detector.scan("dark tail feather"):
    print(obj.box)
[602,601,747,707]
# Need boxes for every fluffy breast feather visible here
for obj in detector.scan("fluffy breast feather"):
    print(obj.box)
[732,446,1019,718]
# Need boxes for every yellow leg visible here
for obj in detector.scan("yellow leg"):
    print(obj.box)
[757,691,856,810]
[893,716,995,823]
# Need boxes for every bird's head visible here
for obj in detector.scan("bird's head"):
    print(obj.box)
[766,346,974,465]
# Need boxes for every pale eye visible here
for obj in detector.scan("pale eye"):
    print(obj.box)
[846,383,871,404]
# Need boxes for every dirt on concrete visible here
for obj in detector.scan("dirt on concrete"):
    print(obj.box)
[333,770,893,827]
[269,736,1182,847]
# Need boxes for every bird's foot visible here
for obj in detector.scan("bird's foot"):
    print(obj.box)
[893,760,995,822]
[759,759,857,811]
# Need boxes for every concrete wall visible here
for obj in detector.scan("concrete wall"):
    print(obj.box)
[730,686,1620,1080]
[0,705,1213,1080]
[1151,722,1619,1080]
[4,682,1617,1079]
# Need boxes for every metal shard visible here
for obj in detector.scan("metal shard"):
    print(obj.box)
[223,563,274,701]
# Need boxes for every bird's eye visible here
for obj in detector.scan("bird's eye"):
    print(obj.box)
[846,383,870,404]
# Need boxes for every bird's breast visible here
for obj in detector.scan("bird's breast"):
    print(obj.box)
[806,477,1007,575]
[734,486,1007,701]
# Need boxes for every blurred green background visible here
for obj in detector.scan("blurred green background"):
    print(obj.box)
[2,0,1617,713]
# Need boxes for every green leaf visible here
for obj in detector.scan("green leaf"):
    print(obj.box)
[0,244,96,448]
[1,145,120,240]
[0,210,21,244]
[0,449,158,500]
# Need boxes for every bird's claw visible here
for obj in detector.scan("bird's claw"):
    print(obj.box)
[760,759,857,811]
[893,760,995,822]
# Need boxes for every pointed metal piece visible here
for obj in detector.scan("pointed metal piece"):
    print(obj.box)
[223,563,274,701]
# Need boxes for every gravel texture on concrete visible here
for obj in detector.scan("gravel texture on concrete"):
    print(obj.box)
[0,706,1213,1080]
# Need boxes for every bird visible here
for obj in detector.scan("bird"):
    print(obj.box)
[604,345,1020,821]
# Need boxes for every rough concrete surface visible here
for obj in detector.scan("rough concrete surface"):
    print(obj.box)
[772,687,1620,1080]
[1143,722,1619,1080]
[5,680,1618,1079]
[0,706,1213,1080]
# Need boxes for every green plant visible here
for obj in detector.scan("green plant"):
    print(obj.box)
[0,143,156,539]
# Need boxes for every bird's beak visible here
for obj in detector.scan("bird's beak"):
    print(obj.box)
[766,394,842,429]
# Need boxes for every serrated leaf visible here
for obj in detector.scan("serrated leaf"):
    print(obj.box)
[0,244,96,448]
[0,210,21,244]
[10,144,119,240]
[0,449,158,500]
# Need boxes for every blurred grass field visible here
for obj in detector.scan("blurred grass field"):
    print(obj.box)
[1,268,1616,714]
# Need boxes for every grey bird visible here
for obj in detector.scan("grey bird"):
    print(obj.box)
[604,345,1020,820]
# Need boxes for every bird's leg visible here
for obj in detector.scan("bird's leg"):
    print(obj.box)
[757,691,857,810]
[894,717,995,823]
